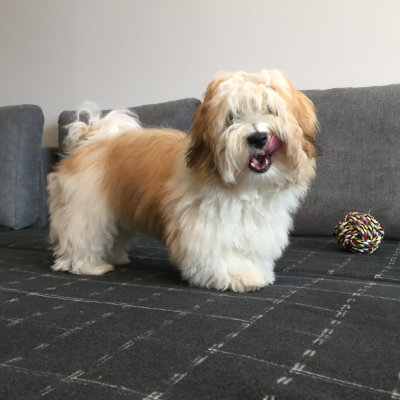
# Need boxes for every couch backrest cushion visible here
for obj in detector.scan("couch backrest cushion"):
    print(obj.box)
[293,84,400,240]
[58,98,201,153]
[57,90,399,240]
[0,105,44,229]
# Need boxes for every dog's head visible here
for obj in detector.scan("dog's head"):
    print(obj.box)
[186,69,320,186]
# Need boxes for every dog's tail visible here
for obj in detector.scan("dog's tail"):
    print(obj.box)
[63,102,142,153]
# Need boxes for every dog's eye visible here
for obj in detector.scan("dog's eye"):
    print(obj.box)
[266,105,277,115]
[226,111,235,126]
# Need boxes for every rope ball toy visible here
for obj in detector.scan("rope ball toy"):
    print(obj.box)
[333,212,384,254]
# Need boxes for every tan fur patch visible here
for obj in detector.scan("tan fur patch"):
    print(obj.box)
[55,128,187,239]
[277,73,321,159]
[186,80,225,183]
[102,129,187,238]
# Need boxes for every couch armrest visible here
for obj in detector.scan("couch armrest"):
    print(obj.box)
[0,104,44,229]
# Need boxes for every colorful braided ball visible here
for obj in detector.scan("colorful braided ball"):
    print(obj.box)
[333,212,384,254]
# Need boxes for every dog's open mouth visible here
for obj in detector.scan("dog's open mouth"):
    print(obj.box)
[249,134,283,173]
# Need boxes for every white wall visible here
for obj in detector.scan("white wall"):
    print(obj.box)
[1,0,400,146]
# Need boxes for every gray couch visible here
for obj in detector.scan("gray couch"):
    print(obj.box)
[0,85,399,400]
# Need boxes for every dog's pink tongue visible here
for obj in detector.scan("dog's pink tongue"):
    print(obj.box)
[250,153,271,171]
[264,134,282,155]
[248,134,283,173]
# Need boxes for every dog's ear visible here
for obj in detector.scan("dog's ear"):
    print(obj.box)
[277,73,321,159]
[293,90,318,137]
[186,78,223,169]
[293,89,321,158]
[186,135,208,168]
[186,102,212,168]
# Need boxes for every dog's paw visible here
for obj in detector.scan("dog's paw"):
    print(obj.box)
[108,252,130,265]
[51,259,71,272]
[184,263,274,292]
[227,270,268,292]
[71,263,115,276]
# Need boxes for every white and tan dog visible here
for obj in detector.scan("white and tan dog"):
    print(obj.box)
[48,69,319,292]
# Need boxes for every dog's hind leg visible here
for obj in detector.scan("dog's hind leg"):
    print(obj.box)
[48,171,117,276]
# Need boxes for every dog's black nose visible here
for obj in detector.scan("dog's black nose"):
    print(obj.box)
[247,132,268,149]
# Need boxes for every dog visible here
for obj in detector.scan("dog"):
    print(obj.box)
[48,68,320,292]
